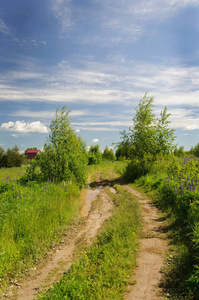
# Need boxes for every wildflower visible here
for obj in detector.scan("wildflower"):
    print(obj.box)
[13,186,15,190]
[165,184,168,191]
[175,186,177,194]
[180,183,184,191]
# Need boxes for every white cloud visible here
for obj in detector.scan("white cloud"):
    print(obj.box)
[75,129,80,133]
[51,0,72,32]
[0,19,10,35]
[1,121,14,129]
[1,121,49,133]
[184,125,199,130]
[92,139,99,143]
[11,134,18,138]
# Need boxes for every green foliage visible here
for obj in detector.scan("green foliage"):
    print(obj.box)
[123,93,176,180]
[115,130,132,160]
[40,185,141,300]
[27,106,88,186]
[191,142,199,157]
[88,144,102,165]
[0,145,23,168]
[174,145,185,157]
[102,146,115,161]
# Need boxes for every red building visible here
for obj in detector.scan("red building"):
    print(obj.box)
[25,150,39,160]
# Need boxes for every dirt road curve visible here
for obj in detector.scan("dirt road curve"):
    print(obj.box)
[125,186,167,300]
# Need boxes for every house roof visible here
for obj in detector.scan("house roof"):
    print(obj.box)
[26,150,39,153]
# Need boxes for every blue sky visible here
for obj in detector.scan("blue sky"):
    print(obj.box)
[0,0,199,152]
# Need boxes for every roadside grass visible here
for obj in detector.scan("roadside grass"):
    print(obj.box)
[0,166,26,182]
[39,185,142,300]
[0,179,82,293]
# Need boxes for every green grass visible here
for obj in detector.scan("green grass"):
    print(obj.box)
[0,166,26,182]
[86,160,126,185]
[0,179,82,291]
[39,185,141,300]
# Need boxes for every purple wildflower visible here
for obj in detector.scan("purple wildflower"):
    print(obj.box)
[193,186,196,193]
[175,186,177,194]
[180,183,184,191]
[165,184,168,191]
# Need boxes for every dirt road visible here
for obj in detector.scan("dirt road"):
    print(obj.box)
[125,186,168,300]
[6,187,114,300]
[5,183,167,300]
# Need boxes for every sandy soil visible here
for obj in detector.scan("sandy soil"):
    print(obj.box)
[125,186,168,300]
[5,187,114,300]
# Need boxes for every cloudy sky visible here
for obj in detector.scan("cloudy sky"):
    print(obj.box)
[0,0,199,152]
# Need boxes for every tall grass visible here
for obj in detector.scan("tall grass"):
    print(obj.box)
[0,178,82,289]
[39,185,141,300]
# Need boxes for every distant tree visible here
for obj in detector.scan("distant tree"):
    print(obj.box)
[102,146,115,161]
[174,146,185,157]
[115,130,132,160]
[88,144,102,165]
[6,145,23,168]
[191,143,199,157]
[0,147,6,168]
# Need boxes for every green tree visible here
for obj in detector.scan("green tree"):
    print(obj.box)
[115,130,131,160]
[28,106,88,185]
[6,145,23,168]
[0,147,6,168]
[191,143,199,157]
[125,93,176,180]
[174,146,185,157]
[102,146,115,161]
[88,144,102,165]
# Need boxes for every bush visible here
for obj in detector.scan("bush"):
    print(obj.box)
[102,146,115,161]
[88,145,102,165]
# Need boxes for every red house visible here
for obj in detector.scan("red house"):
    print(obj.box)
[25,150,39,160]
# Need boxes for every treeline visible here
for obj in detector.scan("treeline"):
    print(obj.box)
[0,145,24,168]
